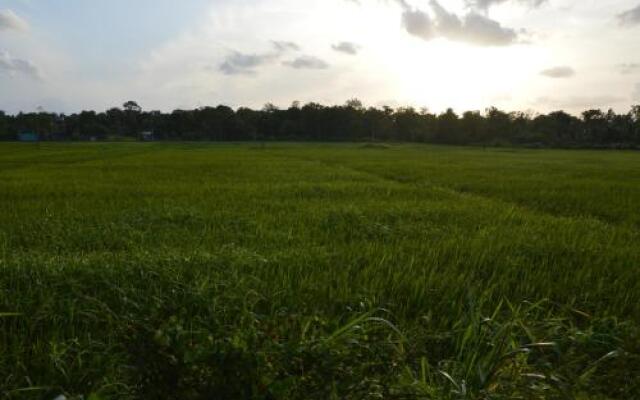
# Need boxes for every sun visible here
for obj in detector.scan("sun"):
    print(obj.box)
[382,39,551,112]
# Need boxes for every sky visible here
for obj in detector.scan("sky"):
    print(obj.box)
[0,0,639,115]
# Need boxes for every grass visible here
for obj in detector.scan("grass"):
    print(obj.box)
[0,142,639,399]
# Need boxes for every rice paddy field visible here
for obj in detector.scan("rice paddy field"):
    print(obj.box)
[1,142,639,399]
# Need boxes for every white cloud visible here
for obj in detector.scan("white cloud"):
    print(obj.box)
[283,55,329,69]
[617,63,640,75]
[332,41,361,55]
[218,41,299,76]
[618,4,640,27]
[399,1,520,46]
[272,41,300,52]
[540,66,575,78]
[634,83,640,101]
[464,0,548,11]
[461,12,518,46]
[429,0,463,38]
[219,52,280,75]
[0,50,41,79]
[401,8,436,40]
[0,9,28,32]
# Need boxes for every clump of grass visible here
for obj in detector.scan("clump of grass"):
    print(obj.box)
[402,299,639,399]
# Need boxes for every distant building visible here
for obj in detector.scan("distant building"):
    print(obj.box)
[18,132,39,142]
[140,131,155,141]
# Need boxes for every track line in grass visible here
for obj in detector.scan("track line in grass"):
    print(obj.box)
[269,150,622,234]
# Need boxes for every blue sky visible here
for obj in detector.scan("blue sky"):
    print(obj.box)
[3,0,210,49]
[1,0,211,78]
[1,0,639,114]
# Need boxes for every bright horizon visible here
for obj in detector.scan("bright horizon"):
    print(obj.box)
[1,0,639,115]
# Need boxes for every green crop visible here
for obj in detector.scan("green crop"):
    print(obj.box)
[0,143,638,399]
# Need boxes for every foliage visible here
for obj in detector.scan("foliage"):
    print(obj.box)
[1,101,640,148]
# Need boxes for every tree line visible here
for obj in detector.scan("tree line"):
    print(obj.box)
[2,100,640,148]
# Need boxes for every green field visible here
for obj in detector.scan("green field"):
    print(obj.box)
[1,143,639,399]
